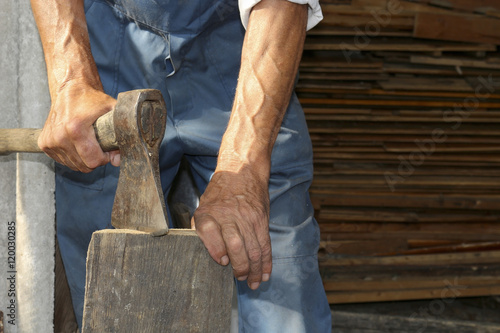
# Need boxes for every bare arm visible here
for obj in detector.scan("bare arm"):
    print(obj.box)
[193,0,308,289]
[31,0,118,172]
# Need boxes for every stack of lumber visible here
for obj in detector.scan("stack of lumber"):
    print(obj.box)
[297,0,500,305]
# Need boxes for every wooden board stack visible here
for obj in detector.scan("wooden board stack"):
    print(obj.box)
[297,0,500,304]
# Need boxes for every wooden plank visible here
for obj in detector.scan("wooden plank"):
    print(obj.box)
[319,239,409,256]
[410,54,500,69]
[427,0,500,14]
[320,263,500,278]
[319,11,414,30]
[300,56,384,69]
[303,37,496,52]
[414,12,500,44]
[381,241,500,255]
[377,77,473,92]
[307,26,412,37]
[328,285,500,303]
[331,310,500,331]
[383,142,500,153]
[306,114,500,124]
[310,191,500,210]
[298,86,500,99]
[383,61,500,76]
[308,133,500,145]
[318,209,500,223]
[82,229,233,333]
[319,222,500,240]
[300,97,500,108]
[324,275,500,291]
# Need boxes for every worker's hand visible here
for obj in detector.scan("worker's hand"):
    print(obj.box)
[38,83,119,172]
[192,167,272,290]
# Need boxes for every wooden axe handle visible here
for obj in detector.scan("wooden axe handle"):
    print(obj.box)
[0,110,118,155]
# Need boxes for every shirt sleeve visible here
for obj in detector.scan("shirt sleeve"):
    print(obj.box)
[238,0,323,31]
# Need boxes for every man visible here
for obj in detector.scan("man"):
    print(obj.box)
[30,0,331,331]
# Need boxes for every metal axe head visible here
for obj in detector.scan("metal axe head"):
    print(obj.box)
[111,89,169,235]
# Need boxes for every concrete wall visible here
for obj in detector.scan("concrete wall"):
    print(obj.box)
[0,1,55,332]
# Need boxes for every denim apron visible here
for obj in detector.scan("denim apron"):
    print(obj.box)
[56,0,331,331]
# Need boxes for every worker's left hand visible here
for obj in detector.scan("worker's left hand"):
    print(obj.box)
[192,167,272,290]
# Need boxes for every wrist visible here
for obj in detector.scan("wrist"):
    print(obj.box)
[216,146,271,184]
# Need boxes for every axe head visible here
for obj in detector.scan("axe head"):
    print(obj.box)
[111,89,169,234]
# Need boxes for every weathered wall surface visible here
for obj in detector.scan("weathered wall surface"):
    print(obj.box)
[0,1,55,332]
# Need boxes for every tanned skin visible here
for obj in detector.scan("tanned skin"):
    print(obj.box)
[31,0,307,290]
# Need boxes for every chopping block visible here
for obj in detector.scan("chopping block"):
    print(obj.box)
[82,229,233,332]
[0,89,234,332]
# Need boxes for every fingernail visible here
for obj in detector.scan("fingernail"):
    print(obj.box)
[262,273,270,282]
[237,275,248,281]
[250,282,260,290]
[220,255,229,266]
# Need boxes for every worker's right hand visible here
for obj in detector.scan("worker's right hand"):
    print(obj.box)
[38,82,118,173]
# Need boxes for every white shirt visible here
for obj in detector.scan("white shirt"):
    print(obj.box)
[239,0,323,31]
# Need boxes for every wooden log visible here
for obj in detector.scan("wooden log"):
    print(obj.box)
[82,229,233,333]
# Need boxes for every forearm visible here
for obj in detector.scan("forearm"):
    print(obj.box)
[30,0,103,100]
[30,0,117,171]
[216,0,308,179]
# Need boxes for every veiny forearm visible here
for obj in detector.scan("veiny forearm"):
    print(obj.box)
[30,0,117,171]
[216,0,308,179]
[30,0,103,99]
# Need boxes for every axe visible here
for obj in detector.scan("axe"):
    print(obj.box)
[0,89,233,332]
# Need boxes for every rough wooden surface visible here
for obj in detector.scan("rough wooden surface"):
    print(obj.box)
[81,229,233,333]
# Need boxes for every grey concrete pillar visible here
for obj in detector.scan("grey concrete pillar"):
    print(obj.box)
[0,1,55,333]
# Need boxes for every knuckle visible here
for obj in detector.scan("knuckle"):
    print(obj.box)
[65,117,85,137]
[247,248,262,263]
[226,234,245,253]
[233,264,249,277]
[84,158,100,170]
[195,216,217,234]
